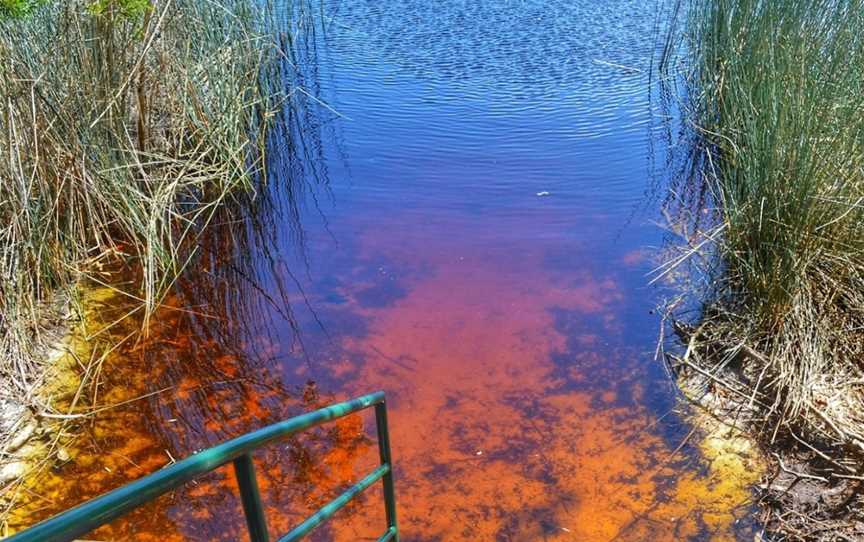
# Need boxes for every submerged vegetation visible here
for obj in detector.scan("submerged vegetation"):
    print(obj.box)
[0,0,312,503]
[664,0,864,537]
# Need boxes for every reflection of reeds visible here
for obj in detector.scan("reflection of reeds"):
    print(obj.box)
[661,1,864,456]
[0,1,317,402]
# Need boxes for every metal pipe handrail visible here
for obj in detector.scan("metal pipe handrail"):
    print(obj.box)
[5,391,399,542]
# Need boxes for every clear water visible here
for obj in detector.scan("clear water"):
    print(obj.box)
[13,1,762,540]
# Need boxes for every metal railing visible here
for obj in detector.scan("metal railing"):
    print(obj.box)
[6,391,398,542]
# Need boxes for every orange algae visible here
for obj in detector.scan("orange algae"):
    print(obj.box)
[8,219,763,541]
[310,230,762,541]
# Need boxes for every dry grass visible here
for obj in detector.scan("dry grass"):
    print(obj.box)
[0,0,308,400]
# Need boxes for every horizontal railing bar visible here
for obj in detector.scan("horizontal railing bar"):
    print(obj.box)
[377,526,398,542]
[278,464,390,542]
[6,391,385,542]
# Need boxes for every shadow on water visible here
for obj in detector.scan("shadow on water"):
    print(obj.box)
[11,1,766,540]
[648,4,726,320]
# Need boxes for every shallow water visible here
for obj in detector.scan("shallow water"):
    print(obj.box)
[13,1,762,540]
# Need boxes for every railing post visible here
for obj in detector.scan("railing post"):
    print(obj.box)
[374,401,399,541]
[233,453,270,542]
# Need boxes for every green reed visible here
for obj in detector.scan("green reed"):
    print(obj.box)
[0,0,306,394]
[670,0,864,420]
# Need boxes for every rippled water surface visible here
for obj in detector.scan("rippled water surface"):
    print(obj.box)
[13,1,762,540]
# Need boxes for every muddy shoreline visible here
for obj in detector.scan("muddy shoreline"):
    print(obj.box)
[668,326,864,541]
[0,287,121,533]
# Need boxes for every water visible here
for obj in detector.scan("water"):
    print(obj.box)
[12,1,762,540]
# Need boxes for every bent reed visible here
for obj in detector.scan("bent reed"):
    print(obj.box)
[0,0,299,447]
[666,0,864,472]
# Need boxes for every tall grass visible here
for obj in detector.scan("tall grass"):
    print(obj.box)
[0,0,307,400]
[669,0,864,439]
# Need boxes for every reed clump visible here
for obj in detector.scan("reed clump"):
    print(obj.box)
[0,0,294,412]
[667,0,864,456]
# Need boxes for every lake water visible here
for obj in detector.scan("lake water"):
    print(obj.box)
[12,1,762,540]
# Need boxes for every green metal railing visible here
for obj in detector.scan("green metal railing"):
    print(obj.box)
[6,391,398,542]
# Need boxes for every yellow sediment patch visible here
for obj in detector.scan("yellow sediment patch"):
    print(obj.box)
[655,411,764,542]
[2,285,127,533]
